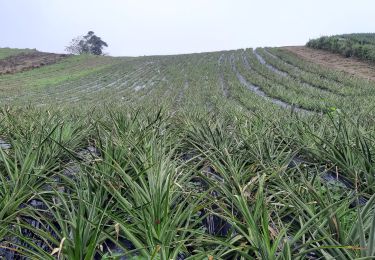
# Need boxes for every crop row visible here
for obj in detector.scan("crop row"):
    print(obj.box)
[1,105,375,259]
[2,47,375,119]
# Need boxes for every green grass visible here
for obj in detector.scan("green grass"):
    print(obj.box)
[1,45,375,259]
[0,54,122,96]
[0,47,37,59]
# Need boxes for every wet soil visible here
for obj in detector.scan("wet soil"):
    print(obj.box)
[176,79,189,104]
[218,54,229,97]
[253,50,288,77]
[0,138,10,149]
[233,54,312,114]
[264,49,344,95]
[289,157,367,206]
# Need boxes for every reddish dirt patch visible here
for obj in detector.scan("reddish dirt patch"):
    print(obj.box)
[0,52,69,74]
[282,46,375,81]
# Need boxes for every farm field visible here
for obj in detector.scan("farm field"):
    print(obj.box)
[1,46,375,259]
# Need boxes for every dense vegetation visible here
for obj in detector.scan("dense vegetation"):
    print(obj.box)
[306,33,375,62]
[1,46,375,259]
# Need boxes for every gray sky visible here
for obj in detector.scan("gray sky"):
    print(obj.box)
[1,0,374,56]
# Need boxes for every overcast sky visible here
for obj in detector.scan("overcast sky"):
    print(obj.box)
[0,0,373,56]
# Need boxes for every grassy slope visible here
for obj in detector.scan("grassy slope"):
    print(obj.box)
[0,47,37,59]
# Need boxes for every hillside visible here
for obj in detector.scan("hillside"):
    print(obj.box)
[1,45,375,259]
[0,47,37,59]
[0,49,69,74]
[1,47,375,115]
[307,33,375,62]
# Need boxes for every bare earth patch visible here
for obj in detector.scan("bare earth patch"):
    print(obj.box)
[282,46,375,81]
[0,52,69,74]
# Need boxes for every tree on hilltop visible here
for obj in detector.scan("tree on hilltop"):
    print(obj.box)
[65,31,108,55]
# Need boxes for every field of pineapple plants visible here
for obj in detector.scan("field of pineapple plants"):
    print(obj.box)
[1,46,375,259]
